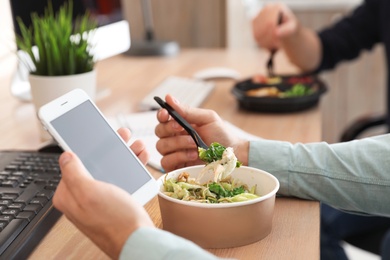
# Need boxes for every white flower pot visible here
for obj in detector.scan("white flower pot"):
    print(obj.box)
[29,69,97,141]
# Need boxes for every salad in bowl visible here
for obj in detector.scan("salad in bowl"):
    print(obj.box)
[162,142,259,204]
[157,142,280,248]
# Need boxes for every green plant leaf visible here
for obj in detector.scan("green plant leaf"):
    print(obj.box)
[15,0,97,76]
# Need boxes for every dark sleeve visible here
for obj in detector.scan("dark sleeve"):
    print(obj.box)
[316,0,382,72]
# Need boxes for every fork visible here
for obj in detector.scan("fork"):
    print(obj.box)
[154,96,209,150]
[266,12,283,77]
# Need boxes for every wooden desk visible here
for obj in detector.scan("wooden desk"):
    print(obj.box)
[0,49,320,259]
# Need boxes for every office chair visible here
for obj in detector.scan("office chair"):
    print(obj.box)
[340,113,387,142]
[339,113,390,255]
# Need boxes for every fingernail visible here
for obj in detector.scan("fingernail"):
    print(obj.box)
[157,109,162,119]
[172,121,181,130]
[59,152,72,166]
[172,96,180,104]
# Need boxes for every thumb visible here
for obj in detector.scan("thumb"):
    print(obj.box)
[276,21,297,39]
[59,152,93,186]
[165,94,219,126]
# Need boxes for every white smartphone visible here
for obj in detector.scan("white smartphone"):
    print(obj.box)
[38,88,158,206]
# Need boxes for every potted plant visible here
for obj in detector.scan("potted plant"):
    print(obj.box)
[15,0,98,140]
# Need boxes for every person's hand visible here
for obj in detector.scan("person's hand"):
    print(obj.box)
[155,94,249,172]
[53,130,155,259]
[117,127,149,165]
[252,3,299,51]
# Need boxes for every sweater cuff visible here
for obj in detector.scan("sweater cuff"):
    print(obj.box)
[119,227,218,260]
[248,140,292,196]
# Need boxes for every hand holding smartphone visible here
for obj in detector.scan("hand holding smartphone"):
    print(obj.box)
[38,89,158,206]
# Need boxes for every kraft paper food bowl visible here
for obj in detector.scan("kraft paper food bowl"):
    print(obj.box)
[157,165,280,248]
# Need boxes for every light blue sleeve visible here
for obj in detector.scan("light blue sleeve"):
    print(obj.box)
[119,227,228,260]
[248,134,390,217]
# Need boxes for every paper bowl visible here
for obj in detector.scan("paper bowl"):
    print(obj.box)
[157,165,280,248]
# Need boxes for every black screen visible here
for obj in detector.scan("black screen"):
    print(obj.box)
[9,0,123,37]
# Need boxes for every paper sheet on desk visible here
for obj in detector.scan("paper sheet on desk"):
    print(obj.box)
[108,111,162,171]
[108,111,261,172]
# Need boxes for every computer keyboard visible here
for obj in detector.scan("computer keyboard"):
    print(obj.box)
[0,150,62,259]
[139,76,215,111]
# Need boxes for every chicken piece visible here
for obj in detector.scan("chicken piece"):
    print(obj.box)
[197,147,238,183]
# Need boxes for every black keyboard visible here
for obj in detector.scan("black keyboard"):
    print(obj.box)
[0,150,62,259]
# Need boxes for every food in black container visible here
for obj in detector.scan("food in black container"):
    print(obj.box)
[231,73,327,113]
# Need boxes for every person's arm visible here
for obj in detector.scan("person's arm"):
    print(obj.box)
[53,129,223,259]
[316,0,381,71]
[252,3,322,72]
[54,151,154,258]
[252,0,382,73]
[249,136,390,217]
[120,227,220,260]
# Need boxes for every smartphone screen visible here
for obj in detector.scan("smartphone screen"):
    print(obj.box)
[50,100,152,194]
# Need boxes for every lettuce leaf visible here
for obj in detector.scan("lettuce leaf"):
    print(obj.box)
[198,142,242,167]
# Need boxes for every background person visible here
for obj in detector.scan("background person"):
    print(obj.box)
[251,1,390,258]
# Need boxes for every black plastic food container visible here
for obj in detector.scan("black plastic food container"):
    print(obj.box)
[231,74,327,113]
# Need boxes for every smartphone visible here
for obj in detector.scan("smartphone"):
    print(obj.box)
[38,88,158,206]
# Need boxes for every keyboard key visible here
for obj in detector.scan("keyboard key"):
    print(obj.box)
[7,176,23,182]
[29,197,48,207]
[8,203,25,210]
[0,171,11,176]
[0,215,13,223]
[36,190,54,199]
[19,165,33,171]
[139,76,214,111]
[0,188,23,196]
[3,209,20,217]
[23,204,42,214]
[1,194,18,200]
[4,165,18,171]
[0,200,11,206]
[14,189,39,204]
[34,179,48,184]
[1,181,18,188]
[16,211,35,222]
[12,172,27,177]
[44,184,58,190]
